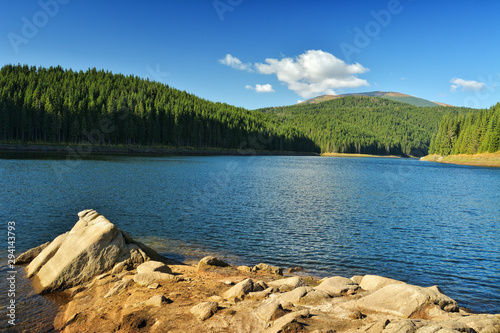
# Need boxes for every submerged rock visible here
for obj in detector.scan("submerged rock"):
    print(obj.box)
[25,209,162,293]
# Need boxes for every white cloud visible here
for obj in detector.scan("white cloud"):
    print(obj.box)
[450,78,485,92]
[220,50,369,98]
[219,54,252,71]
[400,76,408,80]
[245,83,275,93]
[253,50,369,98]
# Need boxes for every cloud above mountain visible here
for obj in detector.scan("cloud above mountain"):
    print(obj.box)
[450,78,485,92]
[219,50,369,98]
[245,84,275,93]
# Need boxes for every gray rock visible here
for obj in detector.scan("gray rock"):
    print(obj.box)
[252,263,283,275]
[268,276,306,292]
[314,276,359,296]
[264,309,310,333]
[254,299,286,322]
[359,275,405,291]
[145,295,171,307]
[253,280,269,292]
[297,288,331,305]
[133,272,176,286]
[383,319,427,333]
[137,260,172,274]
[351,275,364,284]
[416,320,474,333]
[361,319,390,332]
[223,278,253,299]
[237,265,252,272]
[247,287,276,300]
[190,301,218,321]
[197,256,229,269]
[357,283,459,318]
[457,314,500,333]
[278,286,312,304]
[16,242,51,265]
[25,210,160,293]
[104,279,133,298]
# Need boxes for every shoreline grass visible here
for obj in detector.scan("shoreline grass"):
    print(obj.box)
[420,152,500,168]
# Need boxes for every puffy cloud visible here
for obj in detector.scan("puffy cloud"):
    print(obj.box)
[245,83,275,93]
[254,50,369,98]
[219,54,252,71]
[450,78,485,92]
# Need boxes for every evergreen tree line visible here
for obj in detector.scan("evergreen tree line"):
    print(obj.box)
[429,103,500,156]
[257,97,475,156]
[0,64,318,152]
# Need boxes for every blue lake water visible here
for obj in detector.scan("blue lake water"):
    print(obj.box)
[0,153,499,331]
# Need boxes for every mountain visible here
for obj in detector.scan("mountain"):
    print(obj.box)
[259,95,474,156]
[299,91,453,108]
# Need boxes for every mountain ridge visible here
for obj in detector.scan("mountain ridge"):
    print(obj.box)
[298,91,453,108]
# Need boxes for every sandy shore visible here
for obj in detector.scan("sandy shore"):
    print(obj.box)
[420,152,500,168]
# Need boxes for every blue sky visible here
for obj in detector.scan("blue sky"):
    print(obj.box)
[1,0,499,110]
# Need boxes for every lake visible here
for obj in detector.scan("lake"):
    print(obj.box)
[1,153,499,331]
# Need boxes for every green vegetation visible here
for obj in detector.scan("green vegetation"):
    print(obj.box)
[2,64,489,158]
[0,64,317,153]
[381,95,439,107]
[429,103,500,156]
[257,97,473,156]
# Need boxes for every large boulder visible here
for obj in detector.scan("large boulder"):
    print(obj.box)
[314,276,360,296]
[357,283,459,318]
[197,256,229,271]
[223,278,254,299]
[268,276,306,292]
[137,261,172,274]
[16,241,51,265]
[25,209,161,293]
[190,301,218,321]
[359,275,405,291]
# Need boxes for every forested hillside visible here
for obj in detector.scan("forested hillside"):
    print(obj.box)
[257,97,473,156]
[429,103,500,156]
[0,64,317,152]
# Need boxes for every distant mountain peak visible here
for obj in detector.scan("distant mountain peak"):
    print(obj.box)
[298,91,452,107]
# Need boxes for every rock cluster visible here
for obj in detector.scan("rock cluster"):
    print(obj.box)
[21,209,165,293]
[18,211,500,332]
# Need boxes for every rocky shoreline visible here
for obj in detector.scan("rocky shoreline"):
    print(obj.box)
[17,210,500,332]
